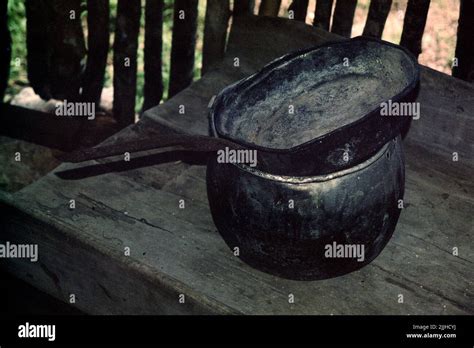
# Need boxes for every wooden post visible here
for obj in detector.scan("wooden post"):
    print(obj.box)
[331,0,357,37]
[258,0,281,17]
[400,0,431,57]
[452,0,474,82]
[49,0,86,101]
[234,0,255,16]
[313,0,333,31]
[202,0,230,75]
[82,0,110,107]
[168,0,198,98]
[288,0,309,22]
[363,0,392,38]
[1,0,11,102]
[143,0,164,112]
[25,0,52,100]
[113,0,141,127]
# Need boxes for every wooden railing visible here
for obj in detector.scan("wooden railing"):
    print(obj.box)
[1,0,473,130]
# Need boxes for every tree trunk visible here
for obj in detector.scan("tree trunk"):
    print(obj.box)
[1,0,11,102]
[202,0,230,75]
[82,0,110,106]
[25,0,52,100]
[289,0,309,22]
[452,0,474,82]
[400,0,430,57]
[313,0,333,31]
[258,0,281,17]
[234,0,255,16]
[113,0,141,127]
[363,0,392,38]
[49,0,86,101]
[168,0,198,98]
[143,0,164,112]
[331,0,357,37]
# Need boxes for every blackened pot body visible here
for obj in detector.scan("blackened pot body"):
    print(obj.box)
[206,136,405,280]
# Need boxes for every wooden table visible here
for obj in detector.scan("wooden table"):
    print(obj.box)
[1,16,473,315]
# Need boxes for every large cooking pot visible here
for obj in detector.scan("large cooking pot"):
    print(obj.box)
[61,37,419,280]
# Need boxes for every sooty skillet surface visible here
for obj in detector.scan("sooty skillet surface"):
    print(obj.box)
[216,40,416,149]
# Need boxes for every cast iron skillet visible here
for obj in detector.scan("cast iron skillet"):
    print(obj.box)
[61,37,420,177]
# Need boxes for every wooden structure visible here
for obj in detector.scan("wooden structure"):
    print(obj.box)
[0,15,472,314]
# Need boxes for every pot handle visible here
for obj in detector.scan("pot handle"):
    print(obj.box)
[58,132,246,163]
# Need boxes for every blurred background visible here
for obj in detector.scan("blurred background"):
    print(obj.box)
[4,0,462,112]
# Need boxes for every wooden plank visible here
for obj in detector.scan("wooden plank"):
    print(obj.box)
[49,0,86,101]
[363,0,392,38]
[1,16,473,315]
[331,0,357,37]
[288,0,309,22]
[113,0,141,127]
[82,0,110,106]
[168,0,198,98]
[400,0,431,57]
[452,0,474,82]
[25,0,52,100]
[258,0,281,17]
[313,0,333,31]
[143,0,164,112]
[233,0,255,16]
[202,0,230,75]
[0,0,11,102]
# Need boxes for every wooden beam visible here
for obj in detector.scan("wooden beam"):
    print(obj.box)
[49,0,86,101]
[202,0,230,75]
[168,0,198,98]
[331,0,357,37]
[233,0,255,16]
[313,0,333,30]
[400,0,430,57]
[258,0,281,17]
[25,0,52,100]
[82,0,110,106]
[113,0,141,127]
[363,0,392,38]
[143,0,164,112]
[288,0,309,22]
[0,0,11,102]
[452,0,474,82]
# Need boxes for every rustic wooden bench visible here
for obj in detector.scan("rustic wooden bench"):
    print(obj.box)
[1,15,472,315]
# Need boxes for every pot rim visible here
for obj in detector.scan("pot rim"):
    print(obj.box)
[209,36,419,154]
[231,137,397,183]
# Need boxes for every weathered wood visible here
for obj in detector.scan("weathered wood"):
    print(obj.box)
[363,0,392,38]
[1,16,473,315]
[313,0,333,30]
[233,0,255,16]
[288,0,309,21]
[49,0,86,101]
[0,0,11,102]
[202,0,230,75]
[168,0,198,98]
[331,0,357,37]
[258,0,281,17]
[25,0,52,100]
[143,0,164,112]
[113,0,141,127]
[82,0,110,106]
[452,0,474,82]
[400,0,431,57]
